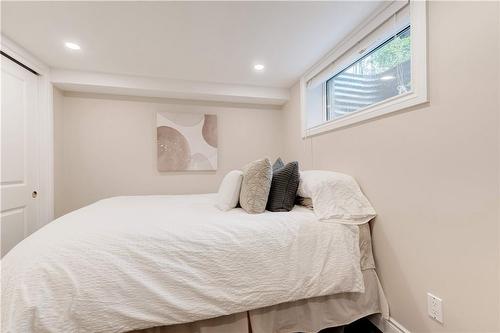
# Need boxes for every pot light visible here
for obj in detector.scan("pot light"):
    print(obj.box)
[65,42,81,50]
[380,75,395,81]
[253,64,265,71]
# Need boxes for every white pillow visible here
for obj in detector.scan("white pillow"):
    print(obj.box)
[215,170,244,211]
[298,170,376,224]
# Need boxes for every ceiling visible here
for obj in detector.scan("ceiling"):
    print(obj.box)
[2,1,383,89]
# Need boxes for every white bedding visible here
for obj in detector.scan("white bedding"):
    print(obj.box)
[2,194,364,333]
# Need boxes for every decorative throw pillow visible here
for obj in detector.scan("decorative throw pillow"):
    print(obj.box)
[215,170,243,211]
[266,160,300,212]
[272,157,284,172]
[239,158,272,214]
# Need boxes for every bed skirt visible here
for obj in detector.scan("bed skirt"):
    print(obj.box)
[130,269,388,333]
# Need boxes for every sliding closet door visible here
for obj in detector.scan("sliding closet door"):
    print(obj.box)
[1,55,39,257]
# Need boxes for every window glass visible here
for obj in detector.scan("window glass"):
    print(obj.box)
[326,26,411,120]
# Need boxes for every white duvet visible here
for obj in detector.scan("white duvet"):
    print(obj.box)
[2,194,364,333]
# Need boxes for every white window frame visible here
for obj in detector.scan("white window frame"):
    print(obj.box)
[300,0,427,138]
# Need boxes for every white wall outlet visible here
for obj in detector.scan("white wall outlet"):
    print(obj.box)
[427,292,443,323]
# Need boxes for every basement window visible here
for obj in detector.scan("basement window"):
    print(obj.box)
[326,26,411,121]
[301,1,427,137]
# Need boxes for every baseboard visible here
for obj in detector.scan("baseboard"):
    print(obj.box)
[368,314,411,333]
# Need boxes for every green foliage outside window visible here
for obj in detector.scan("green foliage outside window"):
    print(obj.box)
[371,27,411,73]
[347,26,411,76]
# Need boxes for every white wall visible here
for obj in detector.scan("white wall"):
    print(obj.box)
[54,92,283,217]
[498,3,500,328]
[53,87,65,217]
[282,2,499,332]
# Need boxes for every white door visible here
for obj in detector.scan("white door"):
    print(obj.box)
[1,54,39,257]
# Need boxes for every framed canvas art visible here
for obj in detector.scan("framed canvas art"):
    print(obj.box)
[156,111,218,171]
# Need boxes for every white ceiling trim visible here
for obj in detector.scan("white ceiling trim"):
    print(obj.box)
[1,35,49,75]
[50,69,289,106]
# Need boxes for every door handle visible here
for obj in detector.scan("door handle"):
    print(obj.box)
[32,191,38,198]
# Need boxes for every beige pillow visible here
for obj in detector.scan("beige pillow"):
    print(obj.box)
[239,158,272,214]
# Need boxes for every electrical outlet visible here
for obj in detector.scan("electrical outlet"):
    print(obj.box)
[427,293,443,323]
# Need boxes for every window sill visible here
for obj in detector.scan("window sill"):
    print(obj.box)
[302,89,428,138]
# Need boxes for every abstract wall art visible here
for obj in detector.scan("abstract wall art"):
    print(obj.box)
[156,111,218,171]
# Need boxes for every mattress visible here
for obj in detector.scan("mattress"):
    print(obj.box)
[2,194,366,333]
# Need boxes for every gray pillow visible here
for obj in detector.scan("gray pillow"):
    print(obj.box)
[239,158,272,214]
[272,157,284,172]
[266,160,300,212]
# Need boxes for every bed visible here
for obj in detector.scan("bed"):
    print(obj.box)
[2,194,388,333]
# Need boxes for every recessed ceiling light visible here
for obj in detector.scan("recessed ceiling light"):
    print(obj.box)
[254,64,265,71]
[380,75,395,81]
[65,42,81,50]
